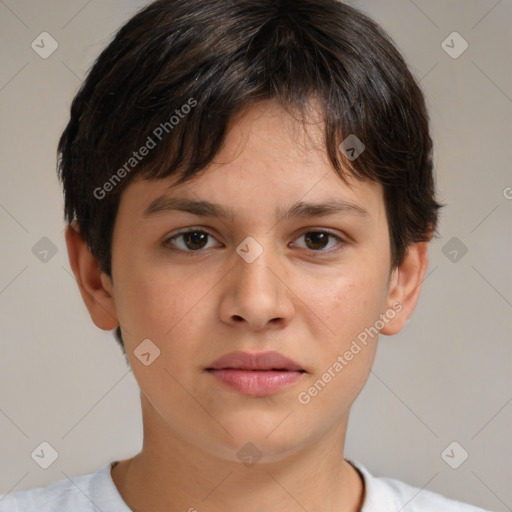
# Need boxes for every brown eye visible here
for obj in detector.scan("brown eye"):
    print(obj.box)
[164,230,218,252]
[293,231,344,252]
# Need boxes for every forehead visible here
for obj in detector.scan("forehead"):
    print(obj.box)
[117,100,385,224]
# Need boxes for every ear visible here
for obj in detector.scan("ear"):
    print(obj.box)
[380,242,429,336]
[64,222,119,330]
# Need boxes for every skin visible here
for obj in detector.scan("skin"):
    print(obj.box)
[66,99,429,512]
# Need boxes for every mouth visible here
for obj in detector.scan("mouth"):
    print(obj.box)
[207,367,306,372]
[205,351,306,396]
[206,350,305,372]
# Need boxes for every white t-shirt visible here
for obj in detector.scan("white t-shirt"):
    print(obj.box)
[0,459,492,511]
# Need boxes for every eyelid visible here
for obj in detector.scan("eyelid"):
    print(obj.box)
[163,226,223,251]
[162,226,348,254]
[290,228,346,252]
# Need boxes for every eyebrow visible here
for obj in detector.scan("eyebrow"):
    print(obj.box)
[142,196,370,222]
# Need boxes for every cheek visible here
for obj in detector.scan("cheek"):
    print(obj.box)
[295,272,385,418]
[112,252,202,345]
[115,263,208,397]
[306,264,388,350]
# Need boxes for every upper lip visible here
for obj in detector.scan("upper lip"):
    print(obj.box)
[206,351,305,371]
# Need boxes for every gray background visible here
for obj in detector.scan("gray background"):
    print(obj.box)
[0,0,511,510]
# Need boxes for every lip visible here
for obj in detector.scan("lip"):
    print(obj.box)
[207,350,304,371]
[206,351,306,397]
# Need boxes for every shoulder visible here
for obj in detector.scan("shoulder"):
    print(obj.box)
[348,459,493,512]
[0,462,126,512]
[0,473,95,512]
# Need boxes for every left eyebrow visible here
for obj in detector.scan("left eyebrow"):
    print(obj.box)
[277,198,370,221]
[142,196,370,222]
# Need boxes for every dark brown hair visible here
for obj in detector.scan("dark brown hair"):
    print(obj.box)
[57,0,443,354]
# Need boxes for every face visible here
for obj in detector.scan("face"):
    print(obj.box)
[101,100,402,462]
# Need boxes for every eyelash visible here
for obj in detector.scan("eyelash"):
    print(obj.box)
[162,228,347,255]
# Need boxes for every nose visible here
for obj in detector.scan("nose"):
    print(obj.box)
[217,239,295,332]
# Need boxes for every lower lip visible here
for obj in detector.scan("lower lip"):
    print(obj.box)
[207,369,305,396]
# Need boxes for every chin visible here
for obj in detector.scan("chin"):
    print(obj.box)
[207,421,311,465]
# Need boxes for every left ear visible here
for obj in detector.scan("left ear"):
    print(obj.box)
[380,241,429,336]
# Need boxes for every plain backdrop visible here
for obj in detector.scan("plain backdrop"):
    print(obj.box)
[0,1,511,510]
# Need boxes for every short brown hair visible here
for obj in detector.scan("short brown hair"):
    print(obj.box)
[57,0,443,353]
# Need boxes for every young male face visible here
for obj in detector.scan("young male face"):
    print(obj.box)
[67,99,428,466]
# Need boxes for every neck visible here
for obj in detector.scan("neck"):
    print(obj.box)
[111,395,365,512]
